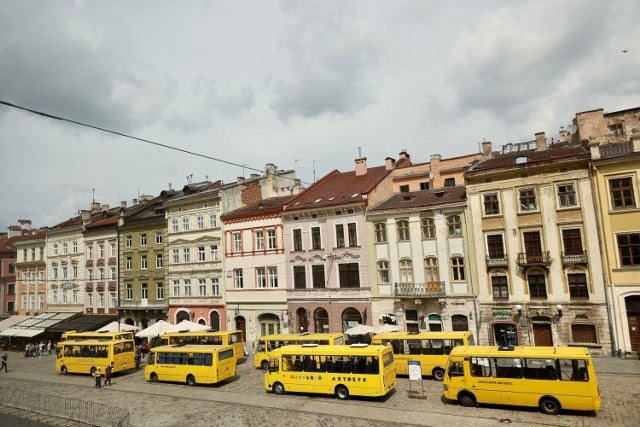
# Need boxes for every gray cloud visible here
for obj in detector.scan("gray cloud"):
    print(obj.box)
[445,0,629,123]
[270,2,378,121]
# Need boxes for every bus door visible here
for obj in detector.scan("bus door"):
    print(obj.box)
[216,349,236,381]
[468,356,503,404]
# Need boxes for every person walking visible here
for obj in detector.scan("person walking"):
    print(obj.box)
[94,367,102,388]
[134,347,142,369]
[47,341,52,355]
[105,363,113,386]
[0,353,7,372]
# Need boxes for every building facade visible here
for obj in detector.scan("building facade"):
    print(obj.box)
[465,135,611,354]
[15,230,47,316]
[367,186,477,337]
[221,196,293,348]
[83,214,120,316]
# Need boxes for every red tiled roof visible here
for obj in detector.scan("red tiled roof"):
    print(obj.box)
[466,140,589,174]
[283,166,391,212]
[85,215,120,229]
[221,196,294,222]
[369,186,467,212]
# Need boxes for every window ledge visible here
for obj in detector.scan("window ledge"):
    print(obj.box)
[568,342,601,349]
[608,207,640,215]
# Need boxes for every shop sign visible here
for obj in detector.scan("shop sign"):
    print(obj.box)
[492,310,512,318]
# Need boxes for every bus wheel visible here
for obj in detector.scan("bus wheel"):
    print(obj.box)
[261,360,269,370]
[335,385,350,400]
[186,375,196,387]
[458,391,476,407]
[273,382,285,395]
[61,366,68,375]
[432,368,445,381]
[539,397,561,415]
[150,373,158,382]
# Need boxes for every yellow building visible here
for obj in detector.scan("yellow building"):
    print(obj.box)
[583,107,640,356]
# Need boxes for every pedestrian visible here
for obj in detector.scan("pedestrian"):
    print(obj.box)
[0,352,7,372]
[94,367,102,388]
[47,341,52,355]
[38,342,44,358]
[24,343,29,358]
[134,347,142,369]
[105,363,113,386]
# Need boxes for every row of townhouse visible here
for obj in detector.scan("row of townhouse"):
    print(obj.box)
[3,106,639,357]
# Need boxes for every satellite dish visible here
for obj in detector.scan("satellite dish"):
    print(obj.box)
[567,124,577,135]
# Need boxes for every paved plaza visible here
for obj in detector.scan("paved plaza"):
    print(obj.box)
[0,350,639,426]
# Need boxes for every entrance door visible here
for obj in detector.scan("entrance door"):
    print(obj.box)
[493,323,517,346]
[628,313,640,352]
[532,323,553,346]
[235,316,246,343]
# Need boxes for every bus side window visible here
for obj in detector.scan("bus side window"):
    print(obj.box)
[293,356,302,371]
[561,359,589,381]
[471,357,490,377]
[389,340,400,354]
[408,340,421,355]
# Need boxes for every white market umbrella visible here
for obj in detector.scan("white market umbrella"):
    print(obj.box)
[373,324,400,333]
[135,320,176,338]
[344,324,375,336]
[95,321,139,332]
[168,320,210,332]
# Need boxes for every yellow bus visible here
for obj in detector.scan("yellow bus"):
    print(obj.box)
[145,344,236,386]
[442,346,601,415]
[55,338,136,375]
[254,332,345,370]
[371,331,474,381]
[61,330,135,341]
[265,343,396,400]
[160,330,245,362]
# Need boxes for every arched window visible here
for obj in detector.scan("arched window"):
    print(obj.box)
[451,314,469,331]
[297,307,309,333]
[424,257,439,283]
[428,313,442,331]
[342,307,363,333]
[259,313,280,337]
[210,311,220,331]
[377,261,389,283]
[314,308,329,333]
[451,257,465,281]
[447,215,462,237]
[176,310,190,323]
[399,259,413,282]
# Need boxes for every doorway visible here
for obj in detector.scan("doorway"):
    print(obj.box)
[532,323,553,346]
[235,316,246,342]
[493,323,517,346]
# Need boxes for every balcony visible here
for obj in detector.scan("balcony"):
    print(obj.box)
[486,255,508,268]
[562,250,588,267]
[118,299,167,310]
[394,281,445,298]
[516,251,551,269]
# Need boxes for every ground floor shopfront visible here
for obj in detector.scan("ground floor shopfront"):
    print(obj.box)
[477,301,613,355]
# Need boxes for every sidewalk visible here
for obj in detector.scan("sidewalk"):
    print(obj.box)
[592,356,640,375]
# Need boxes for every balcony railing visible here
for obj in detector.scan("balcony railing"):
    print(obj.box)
[486,255,508,268]
[600,140,632,158]
[395,281,445,297]
[118,299,167,310]
[516,251,551,269]
[562,250,588,266]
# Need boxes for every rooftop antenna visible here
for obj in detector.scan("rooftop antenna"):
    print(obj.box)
[92,188,95,203]
[312,160,319,182]
[358,146,362,157]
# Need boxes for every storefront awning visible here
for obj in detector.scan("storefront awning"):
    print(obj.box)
[15,328,45,338]
[0,315,31,333]
[46,314,117,333]
[0,312,80,337]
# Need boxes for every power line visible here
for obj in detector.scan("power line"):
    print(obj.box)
[0,99,311,185]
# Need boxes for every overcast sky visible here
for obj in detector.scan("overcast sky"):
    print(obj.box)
[1,0,638,231]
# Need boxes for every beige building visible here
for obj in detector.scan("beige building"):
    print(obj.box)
[15,230,47,316]
[465,134,611,354]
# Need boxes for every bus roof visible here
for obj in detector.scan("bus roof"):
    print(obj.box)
[371,331,473,340]
[59,338,132,345]
[449,345,592,357]
[150,344,234,353]
[258,332,344,340]
[272,344,389,356]
[160,330,242,337]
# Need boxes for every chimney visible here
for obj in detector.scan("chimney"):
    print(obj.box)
[265,163,277,176]
[385,157,396,170]
[81,210,91,221]
[120,201,127,209]
[132,199,138,206]
[90,202,100,211]
[430,154,441,177]
[481,141,492,157]
[355,157,368,176]
[101,204,109,212]
[237,177,245,184]
[535,132,546,150]
[250,174,259,180]
[398,150,409,160]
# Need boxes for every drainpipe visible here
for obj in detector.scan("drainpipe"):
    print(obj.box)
[589,163,619,357]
